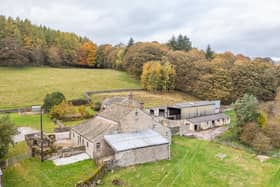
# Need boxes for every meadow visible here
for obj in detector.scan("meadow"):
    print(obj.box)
[3,158,97,187]
[0,67,140,108]
[102,136,280,187]
[91,91,198,107]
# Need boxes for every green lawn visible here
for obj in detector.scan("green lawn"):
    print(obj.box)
[102,136,280,187]
[91,91,198,108]
[1,113,85,133]
[0,67,140,108]
[4,141,29,159]
[5,113,56,133]
[3,158,97,187]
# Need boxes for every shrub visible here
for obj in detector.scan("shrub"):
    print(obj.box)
[240,122,259,145]
[240,122,272,153]
[49,101,77,120]
[93,102,102,111]
[43,92,65,112]
[257,112,267,128]
[251,131,272,153]
[264,124,280,148]
[70,99,89,106]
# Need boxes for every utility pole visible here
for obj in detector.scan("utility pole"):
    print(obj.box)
[40,107,44,162]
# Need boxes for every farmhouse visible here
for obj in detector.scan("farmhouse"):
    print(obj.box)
[148,101,230,134]
[71,95,171,167]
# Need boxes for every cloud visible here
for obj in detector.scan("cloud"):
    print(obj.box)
[0,0,279,57]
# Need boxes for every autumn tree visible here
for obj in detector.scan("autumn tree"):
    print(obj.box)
[123,42,168,77]
[96,44,113,68]
[141,60,176,91]
[78,41,97,67]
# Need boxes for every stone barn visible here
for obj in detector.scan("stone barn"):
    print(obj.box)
[104,129,170,167]
[71,94,171,166]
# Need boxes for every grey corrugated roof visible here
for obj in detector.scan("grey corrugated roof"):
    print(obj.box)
[104,129,168,152]
[72,116,116,142]
[99,104,136,122]
[188,113,229,123]
[173,101,215,108]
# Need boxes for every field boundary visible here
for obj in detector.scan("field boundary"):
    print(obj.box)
[0,88,144,113]
[84,88,144,102]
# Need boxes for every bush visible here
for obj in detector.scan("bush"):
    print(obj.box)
[43,92,65,112]
[93,102,102,111]
[251,131,272,153]
[70,99,89,106]
[240,122,259,145]
[49,101,77,120]
[257,112,267,128]
[240,122,272,153]
[264,124,280,148]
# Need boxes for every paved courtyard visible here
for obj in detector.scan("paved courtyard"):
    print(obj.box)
[13,127,39,143]
[52,153,90,166]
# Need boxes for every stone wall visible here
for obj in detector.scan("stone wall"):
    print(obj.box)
[114,144,169,167]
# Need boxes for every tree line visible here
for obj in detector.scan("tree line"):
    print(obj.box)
[1,16,280,104]
[0,15,96,67]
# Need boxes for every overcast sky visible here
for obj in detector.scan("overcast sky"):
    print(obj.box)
[1,0,280,58]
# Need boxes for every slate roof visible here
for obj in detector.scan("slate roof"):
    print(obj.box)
[102,96,141,109]
[104,129,169,152]
[98,104,136,122]
[172,101,215,108]
[72,116,116,142]
[188,113,229,123]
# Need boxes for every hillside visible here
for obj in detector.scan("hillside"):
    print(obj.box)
[0,67,140,108]
[102,136,280,187]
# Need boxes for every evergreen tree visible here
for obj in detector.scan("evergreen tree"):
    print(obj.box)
[127,37,134,47]
[167,34,192,51]
[205,44,214,60]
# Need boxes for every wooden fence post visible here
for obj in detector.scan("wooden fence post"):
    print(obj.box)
[0,168,3,187]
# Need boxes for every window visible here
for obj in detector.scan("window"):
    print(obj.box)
[82,138,84,145]
[135,110,138,116]
[96,142,101,150]
[86,142,89,148]
[152,124,156,129]
[150,109,155,115]
[73,133,75,138]
[166,131,169,137]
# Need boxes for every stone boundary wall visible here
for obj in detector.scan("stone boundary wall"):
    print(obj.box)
[0,88,143,114]
[75,163,108,187]
[84,88,144,102]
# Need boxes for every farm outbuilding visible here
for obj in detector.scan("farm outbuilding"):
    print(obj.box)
[104,129,170,167]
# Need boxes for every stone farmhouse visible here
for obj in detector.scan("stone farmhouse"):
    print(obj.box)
[147,101,230,135]
[71,95,171,167]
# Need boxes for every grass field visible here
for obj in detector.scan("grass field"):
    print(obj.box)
[102,136,280,187]
[0,113,85,132]
[0,67,140,108]
[3,158,97,187]
[91,91,198,107]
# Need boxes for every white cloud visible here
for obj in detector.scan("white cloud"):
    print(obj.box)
[0,0,279,57]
